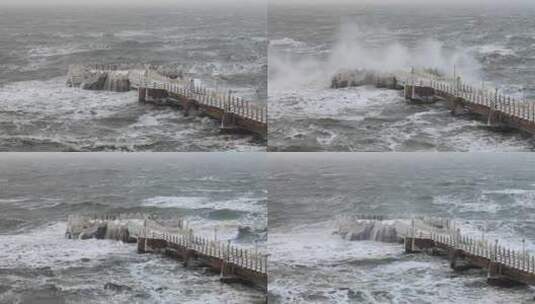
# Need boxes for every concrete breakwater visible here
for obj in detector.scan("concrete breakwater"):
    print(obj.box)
[337,215,535,287]
[331,69,535,136]
[331,69,403,90]
[66,214,268,292]
[66,64,267,139]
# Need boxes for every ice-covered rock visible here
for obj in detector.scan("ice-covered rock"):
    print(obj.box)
[80,72,108,90]
[104,222,135,243]
[331,69,402,90]
[66,216,133,242]
[336,220,403,243]
[78,223,107,240]
[102,71,130,92]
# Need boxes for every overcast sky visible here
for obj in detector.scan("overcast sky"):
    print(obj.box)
[270,0,535,5]
[0,0,265,6]
[3,0,533,7]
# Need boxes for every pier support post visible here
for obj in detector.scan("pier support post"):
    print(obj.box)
[404,237,416,253]
[183,100,200,117]
[146,88,169,104]
[449,98,466,115]
[449,249,461,269]
[137,237,147,253]
[404,85,413,100]
[138,88,146,103]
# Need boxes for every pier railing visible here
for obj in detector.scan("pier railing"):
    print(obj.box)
[337,214,450,225]
[131,70,267,124]
[141,221,268,274]
[401,70,535,123]
[408,219,535,275]
[68,214,268,275]
[68,64,267,126]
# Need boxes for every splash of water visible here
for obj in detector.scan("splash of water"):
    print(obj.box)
[269,23,482,90]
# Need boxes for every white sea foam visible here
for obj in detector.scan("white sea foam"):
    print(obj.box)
[0,222,261,303]
[478,44,516,57]
[0,222,133,270]
[378,106,531,152]
[432,194,501,214]
[27,44,105,58]
[269,86,400,120]
[0,77,264,151]
[114,30,152,38]
[483,189,535,195]
[0,77,136,119]
[270,219,535,304]
[141,195,265,213]
[0,197,62,210]
[270,37,307,48]
[269,221,402,267]
[126,258,262,304]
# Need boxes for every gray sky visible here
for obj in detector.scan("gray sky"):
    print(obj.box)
[3,0,532,7]
[271,0,535,5]
[0,0,265,6]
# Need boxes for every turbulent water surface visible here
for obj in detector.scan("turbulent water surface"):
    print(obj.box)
[0,4,266,151]
[268,153,535,303]
[269,4,535,151]
[0,153,267,303]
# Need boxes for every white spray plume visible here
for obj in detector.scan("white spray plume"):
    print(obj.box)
[269,23,482,91]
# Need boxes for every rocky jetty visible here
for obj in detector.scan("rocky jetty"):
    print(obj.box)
[335,220,406,243]
[65,216,135,242]
[335,217,448,243]
[66,65,131,92]
[331,69,403,90]
[66,63,188,92]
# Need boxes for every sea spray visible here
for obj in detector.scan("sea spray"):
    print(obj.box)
[269,23,483,91]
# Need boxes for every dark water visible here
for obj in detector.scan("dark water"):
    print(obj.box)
[0,153,267,303]
[268,4,535,151]
[0,4,267,151]
[268,153,535,303]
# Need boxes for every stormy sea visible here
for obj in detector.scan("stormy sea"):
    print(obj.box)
[269,3,535,151]
[0,3,266,151]
[0,153,267,303]
[268,153,535,303]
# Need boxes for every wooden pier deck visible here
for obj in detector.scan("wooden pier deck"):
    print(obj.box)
[68,64,267,139]
[338,215,535,287]
[401,71,535,135]
[403,217,535,287]
[66,214,268,292]
[332,68,535,137]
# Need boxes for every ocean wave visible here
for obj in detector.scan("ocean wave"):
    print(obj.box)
[27,44,107,58]
[270,37,307,48]
[432,194,501,215]
[141,195,265,213]
[0,77,136,118]
[0,197,63,210]
[477,44,516,57]
[483,189,535,195]
[0,222,262,303]
[270,219,535,304]
[0,77,265,151]
[269,221,402,267]
[269,86,400,120]
[0,222,133,270]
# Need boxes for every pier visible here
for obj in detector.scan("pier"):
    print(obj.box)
[338,215,535,287]
[66,213,268,292]
[67,64,267,139]
[405,217,535,287]
[332,69,535,136]
[402,70,535,135]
